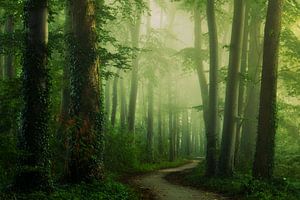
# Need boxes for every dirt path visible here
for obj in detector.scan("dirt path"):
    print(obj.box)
[134,161,226,200]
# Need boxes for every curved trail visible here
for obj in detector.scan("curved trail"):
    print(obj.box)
[134,161,226,200]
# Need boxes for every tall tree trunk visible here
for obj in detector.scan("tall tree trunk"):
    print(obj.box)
[157,89,163,155]
[0,24,3,79]
[128,14,141,134]
[15,0,50,191]
[146,81,154,162]
[239,6,263,168]
[120,73,127,130]
[4,15,15,79]
[219,0,246,176]
[235,2,250,166]
[67,0,104,182]
[194,7,209,131]
[168,85,175,162]
[111,74,118,127]
[253,0,283,179]
[105,79,111,122]
[205,0,219,176]
[183,110,191,156]
[57,3,71,173]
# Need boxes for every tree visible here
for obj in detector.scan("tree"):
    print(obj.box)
[67,0,104,182]
[239,2,263,168]
[15,0,51,191]
[111,74,118,127]
[119,73,127,129]
[4,15,15,79]
[205,0,219,176]
[253,0,283,179]
[219,0,246,176]
[128,13,142,133]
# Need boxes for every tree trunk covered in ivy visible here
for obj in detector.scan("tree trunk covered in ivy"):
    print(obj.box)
[219,0,246,176]
[15,0,51,192]
[57,2,72,173]
[0,22,3,79]
[111,74,118,127]
[67,0,104,182]
[253,0,283,179]
[239,5,263,168]
[4,15,15,79]
[128,14,141,134]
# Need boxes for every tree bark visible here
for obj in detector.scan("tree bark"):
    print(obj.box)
[253,0,283,179]
[128,14,141,134]
[4,15,15,79]
[205,0,219,176]
[219,0,246,176]
[235,2,250,166]
[111,74,118,127]
[120,73,127,130]
[239,5,263,168]
[168,85,175,162]
[105,79,111,122]
[67,0,104,182]
[146,80,154,162]
[194,8,209,131]
[15,0,51,191]
[157,89,163,155]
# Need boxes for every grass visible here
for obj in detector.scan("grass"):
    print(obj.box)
[0,177,138,200]
[0,159,190,200]
[172,162,300,200]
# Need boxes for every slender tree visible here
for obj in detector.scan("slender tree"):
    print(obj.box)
[4,15,15,79]
[128,13,142,133]
[111,74,118,127]
[253,0,283,179]
[205,0,219,176]
[219,0,246,176]
[194,6,209,131]
[146,80,154,162]
[15,0,51,191]
[239,4,263,168]
[105,79,111,122]
[120,73,127,129]
[235,1,250,166]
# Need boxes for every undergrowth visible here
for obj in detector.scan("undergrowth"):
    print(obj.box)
[183,163,300,200]
[0,178,137,200]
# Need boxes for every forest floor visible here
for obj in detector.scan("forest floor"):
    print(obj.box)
[132,161,226,200]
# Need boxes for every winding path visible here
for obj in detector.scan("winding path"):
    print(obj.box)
[134,161,226,200]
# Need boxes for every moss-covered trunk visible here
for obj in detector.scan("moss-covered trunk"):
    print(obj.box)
[67,0,104,182]
[4,15,15,79]
[15,0,51,192]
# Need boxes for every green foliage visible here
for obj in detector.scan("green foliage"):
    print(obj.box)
[104,131,139,173]
[1,179,137,200]
[183,163,300,200]
[0,79,22,189]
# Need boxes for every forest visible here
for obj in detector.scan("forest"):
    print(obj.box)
[0,0,299,199]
